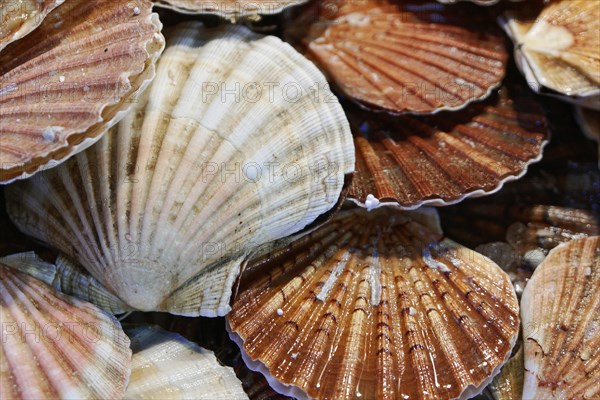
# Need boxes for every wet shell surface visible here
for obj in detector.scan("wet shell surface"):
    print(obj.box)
[125,326,247,399]
[0,261,131,399]
[486,343,523,400]
[228,207,520,400]
[347,82,549,209]
[294,0,507,114]
[5,22,355,317]
[0,251,132,314]
[0,0,63,51]
[153,0,309,19]
[500,0,600,109]
[520,236,600,400]
[0,0,165,183]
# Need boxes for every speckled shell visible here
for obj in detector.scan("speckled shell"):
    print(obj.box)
[0,262,131,399]
[575,107,600,168]
[500,0,600,109]
[153,0,308,19]
[125,326,248,399]
[5,22,355,317]
[228,207,520,400]
[0,0,63,51]
[347,82,549,209]
[292,0,507,114]
[0,0,165,183]
[521,236,600,400]
[0,252,132,314]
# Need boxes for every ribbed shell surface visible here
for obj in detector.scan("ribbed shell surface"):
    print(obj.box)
[0,0,63,51]
[153,0,308,18]
[5,22,355,317]
[125,326,248,399]
[347,83,549,209]
[0,0,165,183]
[0,262,131,399]
[228,207,520,400]
[298,0,507,114]
[521,236,600,400]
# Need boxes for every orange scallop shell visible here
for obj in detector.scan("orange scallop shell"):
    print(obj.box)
[347,81,549,209]
[228,206,520,400]
[0,0,63,51]
[0,0,164,183]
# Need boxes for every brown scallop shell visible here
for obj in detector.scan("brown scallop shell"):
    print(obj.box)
[153,0,309,19]
[292,0,507,114]
[347,82,549,209]
[500,0,600,109]
[0,0,63,51]
[521,236,600,400]
[228,206,520,400]
[0,0,165,183]
[0,261,131,399]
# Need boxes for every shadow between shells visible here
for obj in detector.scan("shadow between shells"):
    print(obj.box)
[0,0,598,399]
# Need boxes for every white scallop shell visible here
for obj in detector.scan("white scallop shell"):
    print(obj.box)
[5,22,355,317]
[0,261,131,399]
[125,326,248,399]
[153,0,309,20]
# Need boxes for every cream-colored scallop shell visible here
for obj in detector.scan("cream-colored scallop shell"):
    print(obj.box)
[521,236,599,400]
[228,206,520,400]
[0,252,131,314]
[125,325,247,399]
[0,0,165,183]
[5,22,355,317]
[500,0,600,109]
[153,0,308,20]
[0,261,131,399]
[0,0,63,51]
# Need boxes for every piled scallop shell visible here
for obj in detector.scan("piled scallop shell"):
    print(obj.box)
[228,206,520,400]
[288,0,507,114]
[500,0,600,109]
[520,236,600,399]
[347,80,549,209]
[0,0,165,183]
[125,325,248,399]
[5,22,354,317]
[0,260,131,399]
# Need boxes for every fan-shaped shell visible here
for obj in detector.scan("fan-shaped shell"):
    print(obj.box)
[0,261,131,399]
[228,206,520,400]
[153,0,308,19]
[290,0,507,114]
[486,343,524,400]
[500,1,600,109]
[521,236,600,400]
[125,325,247,399]
[348,82,549,209]
[5,22,355,317]
[0,252,132,314]
[0,0,165,183]
[0,0,63,51]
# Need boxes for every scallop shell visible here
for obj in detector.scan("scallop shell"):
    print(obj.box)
[233,354,292,400]
[520,236,600,400]
[0,261,131,399]
[153,0,308,19]
[228,206,520,400]
[486,343,523,400]
[5,22,354,317]
[0,0,63,51]
[0,0,165,184]
[291,0,507,114]
[500,1,600,109]
[125,325,247,399]
[575,107,600,168]
[348,82,549,209]
[0,251,132,314]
